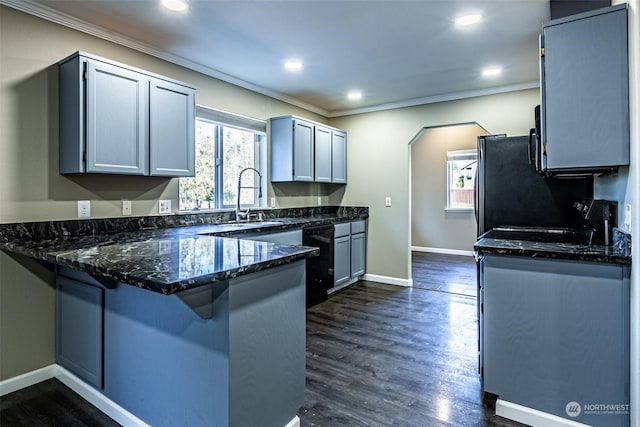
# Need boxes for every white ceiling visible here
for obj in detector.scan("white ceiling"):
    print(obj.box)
[5,0,550,117]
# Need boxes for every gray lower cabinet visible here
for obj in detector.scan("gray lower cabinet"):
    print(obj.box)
[541,4,629,172]
[270,115,347,183]
[350,220,366,278]
[333,235,351,286]
[333,220,367,287]
[58,51,195,177]
[481,254,630,426]
[56,274,104,389]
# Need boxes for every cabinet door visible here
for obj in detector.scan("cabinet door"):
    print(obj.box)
[293,119,314,181]
[543,6,628,170]
[331,130,347,183]
[314,125,332,182]
[333,235,351,286]
[86,60,148,174]
[149,79,195,177]
[56,276,104,388]
[350,232,366,278]
[482,255,629,425]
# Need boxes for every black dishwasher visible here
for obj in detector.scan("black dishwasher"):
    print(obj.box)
[302,224,334,307]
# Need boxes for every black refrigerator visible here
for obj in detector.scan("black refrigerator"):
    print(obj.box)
[475,134,592,236]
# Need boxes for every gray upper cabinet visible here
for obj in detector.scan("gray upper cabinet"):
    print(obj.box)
[58,51,195,177]
[293,119,315,181]
[86,60,148,174]
[270,115,347,183]
[331,130,347,184]
[541,4,629,172]
[149,78,195,177]
[270,117,314,182]
[314,125,332,182]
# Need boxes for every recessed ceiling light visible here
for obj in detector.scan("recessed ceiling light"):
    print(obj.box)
[347,91,362,101]
[456,13,482,27]
[284,60,303,72]
[161,0,187,12]
[482,67,502,78]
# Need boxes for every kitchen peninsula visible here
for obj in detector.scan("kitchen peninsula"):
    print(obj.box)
[0,206,368,427]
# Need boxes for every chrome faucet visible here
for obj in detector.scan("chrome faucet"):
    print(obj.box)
[236,167,262,221]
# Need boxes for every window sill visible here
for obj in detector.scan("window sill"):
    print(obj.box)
[444,208,474,213]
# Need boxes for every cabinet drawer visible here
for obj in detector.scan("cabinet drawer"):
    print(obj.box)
[334,222,351,238]
[350,220,366,234]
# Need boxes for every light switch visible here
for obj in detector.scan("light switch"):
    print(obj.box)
[158,200,171,214]
[385,197,391,207]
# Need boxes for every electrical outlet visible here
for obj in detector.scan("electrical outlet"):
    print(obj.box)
[271,197,276,208]
[122,200,132,216]
[77,200,91,218]
[385,197,391,207]
[158,200,171,214]
[318,196,322,206]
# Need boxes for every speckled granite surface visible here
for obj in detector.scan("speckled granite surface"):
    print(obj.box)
[474,226,631,264]
[0,206,369,294]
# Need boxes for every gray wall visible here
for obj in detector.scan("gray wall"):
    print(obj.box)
[330,89,540,281]
[411,123,488,252]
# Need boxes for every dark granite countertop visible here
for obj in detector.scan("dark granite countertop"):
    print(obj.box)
[474,226,631,264]
[0,206,369,294]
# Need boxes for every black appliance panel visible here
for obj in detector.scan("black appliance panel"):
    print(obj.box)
[303,224,334,307]
[477,135,593,236]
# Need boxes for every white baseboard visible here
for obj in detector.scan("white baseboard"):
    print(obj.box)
[327,277,359,294]
[285,415,301,427]
[0,364,57,396]
[1,364,300,427]
[363,273,413,287]
[411,246,474,257]
[56,365,149,427]
[496,399,591,427]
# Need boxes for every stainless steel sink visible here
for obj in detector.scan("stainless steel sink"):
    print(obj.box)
[240,221,284,227]
[219,221,284,229]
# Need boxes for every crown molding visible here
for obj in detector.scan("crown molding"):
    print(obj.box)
[1,0,539,119]
[327,81,540,117]
[0,0,330,117]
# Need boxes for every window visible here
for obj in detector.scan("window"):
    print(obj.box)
[179,107,266,211]
[446,149,477,212]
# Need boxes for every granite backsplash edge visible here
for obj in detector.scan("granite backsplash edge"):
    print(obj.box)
[0,206,369,241]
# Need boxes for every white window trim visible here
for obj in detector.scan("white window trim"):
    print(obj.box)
[446,149,477,212]
[178,106,267,212]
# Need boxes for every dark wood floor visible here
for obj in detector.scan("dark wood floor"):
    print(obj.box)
[411,251,477,297]
[0,378,119,427]
[0,252,525,427]
[299,251,524,426]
